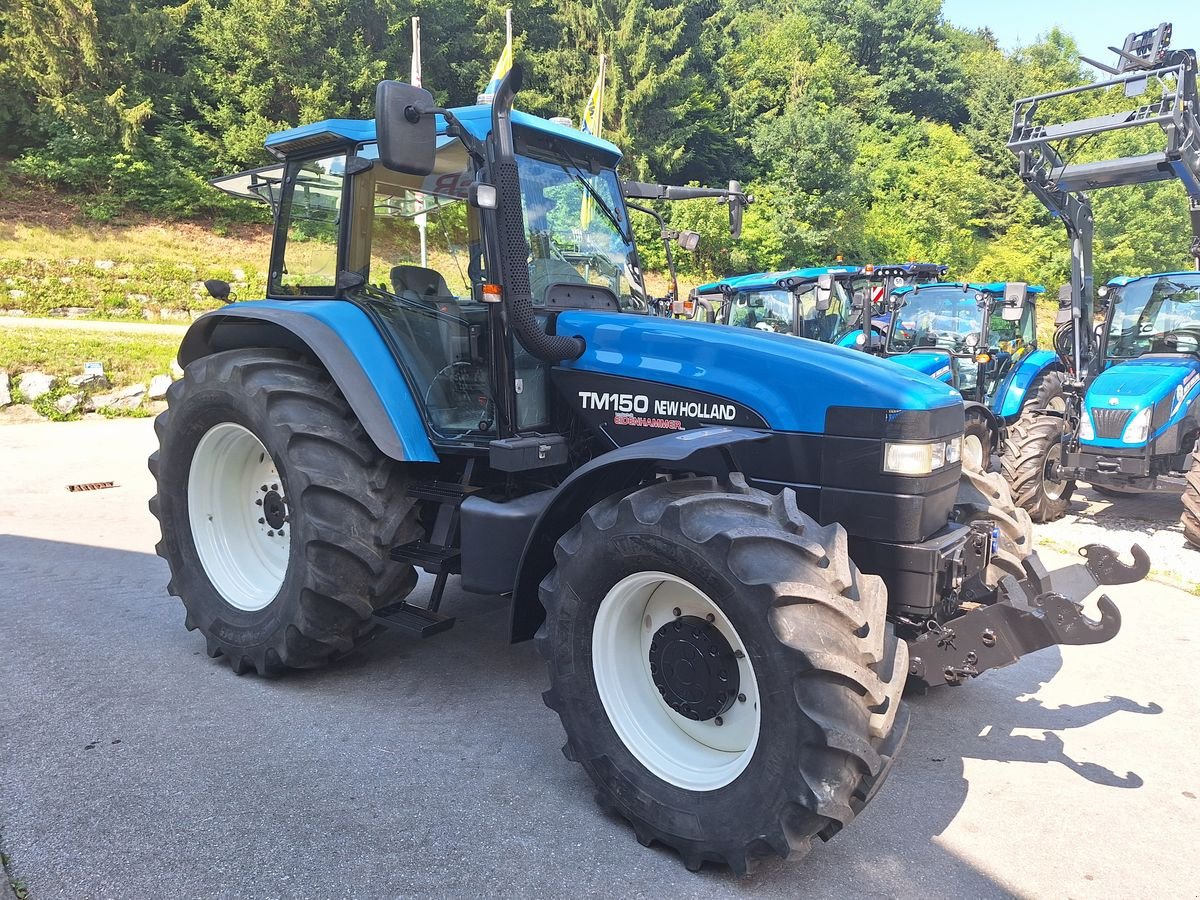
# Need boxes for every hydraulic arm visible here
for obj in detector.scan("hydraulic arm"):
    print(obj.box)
[1008,22,1200,380]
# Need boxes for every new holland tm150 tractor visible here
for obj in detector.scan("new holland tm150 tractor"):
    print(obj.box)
[1008,22,1200,536]
[150,68,1147,874]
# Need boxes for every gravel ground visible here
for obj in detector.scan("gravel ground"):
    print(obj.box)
[1039,482,1199,594]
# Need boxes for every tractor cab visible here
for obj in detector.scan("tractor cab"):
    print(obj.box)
[846,263,949,350]
[214,101,649,444]
[711,265,866,343]
[884,282,1042,404]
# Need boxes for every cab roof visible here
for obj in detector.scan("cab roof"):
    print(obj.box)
[263,105,622,164]
[891,281,1045,297]
[695,265,863,295]
[1112,271,1199,285]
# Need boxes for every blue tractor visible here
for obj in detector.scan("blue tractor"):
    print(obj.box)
[1009,22,1200,536]
[842,263,951,350]
[149,68,1145,873]
[878,281,1065,474]
[695,265,868,342]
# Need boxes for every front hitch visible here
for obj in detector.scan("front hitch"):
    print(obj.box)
[906,543,1149,690]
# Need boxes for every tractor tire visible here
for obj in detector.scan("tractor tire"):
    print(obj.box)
[953,458,1034,587]
[962,410,994,473]
[148,348,422,676]
[1000,414,1074,523]
[1182,454,1200,549]
[536,475,909,875]
[1020,369,1067,415]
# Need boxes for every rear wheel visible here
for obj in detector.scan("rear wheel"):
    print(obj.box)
[1021,369,1067,415]
[1000,414,1074,523]
[1182,453,1200,549]
[537,475,908,874]
[148,349,421,675]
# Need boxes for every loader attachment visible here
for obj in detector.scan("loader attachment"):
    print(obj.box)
[906,543,1149,690]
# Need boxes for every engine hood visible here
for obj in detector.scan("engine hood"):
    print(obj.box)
[554,311,962,434]
[1088,357,1200,408]
[887,351,954,383]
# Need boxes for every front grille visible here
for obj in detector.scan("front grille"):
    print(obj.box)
[1091,407,1134,439]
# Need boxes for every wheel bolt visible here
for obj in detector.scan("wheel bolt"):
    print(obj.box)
[255,498,263,506]
[706,613,715,623]
[267,530,274,537]
[258,518,265,524]
[738,693,746,703]
[734,649,745,659]
[672,607,681,617]
[261,485,268,492]
[714,716,723,726]
[271,483,278,491]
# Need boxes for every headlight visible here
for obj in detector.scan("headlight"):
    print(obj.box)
[1121,406,1152,444]
[883,439,960,475]
[1078,411,1094,441]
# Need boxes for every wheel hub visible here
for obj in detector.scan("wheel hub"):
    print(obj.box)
[262,489,287,530]
[648,615,739,721]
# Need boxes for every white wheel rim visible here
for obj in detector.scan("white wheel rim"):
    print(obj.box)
[1047,396,1067,413]
[592,571,761,792]
[963,433,986,471]
[1043,442,1067,501]
[188,423,291,611]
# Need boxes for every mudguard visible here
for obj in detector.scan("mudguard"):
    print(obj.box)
[509,426,769,641]
[177,300,438,462]
[994,348,1059,419]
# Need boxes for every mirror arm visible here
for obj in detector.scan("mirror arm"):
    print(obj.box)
[627,200,677,303]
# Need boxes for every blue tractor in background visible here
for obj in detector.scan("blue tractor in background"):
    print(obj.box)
[148,67,1144,874]
[1009,22,1200,538]
[844,263,950,350]
[690,264,866,338]
[877,281,1065,475]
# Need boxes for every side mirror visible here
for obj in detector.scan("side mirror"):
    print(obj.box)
[1097,285,1110,299]
[676,230,700,252]
[375,80,437,176]
[728,180,744,239]
[204,279,233,303]
[815,272,834,311]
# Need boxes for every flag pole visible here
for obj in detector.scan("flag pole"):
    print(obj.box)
[411,16,428,267]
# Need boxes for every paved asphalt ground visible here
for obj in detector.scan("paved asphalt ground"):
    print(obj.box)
[2,419,1198,899]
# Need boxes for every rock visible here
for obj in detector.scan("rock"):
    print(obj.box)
[232,267,246,282]
[8,289,26,300]
[54,394,82,415]
[3,309,28,316]
[18,371,56,400]
[49,306,95,318]
[0,372,10,407]
[94,259,115,270]
[94,383,146,411]
[68,372,112,391]
[170,359,185,380]
[148,374,173,400]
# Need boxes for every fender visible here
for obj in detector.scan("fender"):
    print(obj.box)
[508,426,768,641]
[962,400,999,445]
[177,300,438,462]
[995,349,1059,420]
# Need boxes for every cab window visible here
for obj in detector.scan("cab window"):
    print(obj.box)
[271,154,345,296]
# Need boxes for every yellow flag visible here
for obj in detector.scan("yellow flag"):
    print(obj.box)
[579,55,606,228]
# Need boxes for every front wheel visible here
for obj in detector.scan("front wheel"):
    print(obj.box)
[149,349,422,675]
[537,475,908,874]
[1000,415,1075,522]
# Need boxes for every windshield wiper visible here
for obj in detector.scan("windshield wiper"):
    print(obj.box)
[558,151,631,244]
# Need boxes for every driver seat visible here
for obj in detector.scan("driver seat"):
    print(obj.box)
[391,265,454,307]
